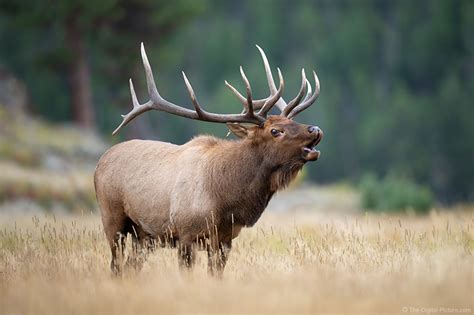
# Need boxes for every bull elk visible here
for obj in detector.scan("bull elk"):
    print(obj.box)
[94,43,323,275]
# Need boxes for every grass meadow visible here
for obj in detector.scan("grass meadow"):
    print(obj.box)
[0,205,472,314]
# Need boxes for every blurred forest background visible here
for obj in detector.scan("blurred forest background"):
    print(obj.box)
[0,0,472,212]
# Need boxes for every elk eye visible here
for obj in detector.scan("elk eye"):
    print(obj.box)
[271,129,281,137]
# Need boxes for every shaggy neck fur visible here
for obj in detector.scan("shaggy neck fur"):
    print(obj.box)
[203,137,305,227]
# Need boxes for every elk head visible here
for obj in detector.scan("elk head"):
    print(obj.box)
[113,43,323,165]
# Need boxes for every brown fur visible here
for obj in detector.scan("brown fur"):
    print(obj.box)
[94,116,322,275]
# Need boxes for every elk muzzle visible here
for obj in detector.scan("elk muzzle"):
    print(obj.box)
[302,126,323,161]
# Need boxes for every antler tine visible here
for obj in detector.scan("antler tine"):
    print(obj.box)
[255,45,287,112]
[182,71,206,119]
[224,80,247,106]
[256,45,277,94]
[141,42,160,101]
[287,70,320,119]
[259,68,285,116]
[239,66,253,114]
[129,78,140,109]
[281,69,307,117]
[302,78,312,102]
[112,79,152,135]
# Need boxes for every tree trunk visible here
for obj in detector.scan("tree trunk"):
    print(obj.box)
[65,14,95,128]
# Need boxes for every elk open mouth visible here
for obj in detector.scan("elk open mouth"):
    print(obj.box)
[302,135,322,161]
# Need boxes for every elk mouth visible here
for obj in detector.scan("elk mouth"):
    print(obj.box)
[302,134,322,161]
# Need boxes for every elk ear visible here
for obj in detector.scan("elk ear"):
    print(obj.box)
[226,123,253,139]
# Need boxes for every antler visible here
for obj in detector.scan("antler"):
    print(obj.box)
[113,43,284,135]
[253,45,320,118]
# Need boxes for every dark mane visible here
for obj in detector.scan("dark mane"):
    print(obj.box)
[270,160,305,192]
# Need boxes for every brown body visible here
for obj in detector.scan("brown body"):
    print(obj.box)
[95,44,323,275]
[95,117,322,274]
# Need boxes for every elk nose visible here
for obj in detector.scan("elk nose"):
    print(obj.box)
[308,126,320,134]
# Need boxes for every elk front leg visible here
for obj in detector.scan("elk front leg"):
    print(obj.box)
[207,240,231,276]
[178,242,196,270]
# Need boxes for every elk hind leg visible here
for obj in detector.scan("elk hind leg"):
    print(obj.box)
[103,217,128,276]
[125,221,153,272]
[207,240,231,277]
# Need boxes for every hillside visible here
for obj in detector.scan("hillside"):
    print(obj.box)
[0,107,107,213]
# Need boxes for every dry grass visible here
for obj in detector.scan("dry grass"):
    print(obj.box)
[0,208,472,314]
